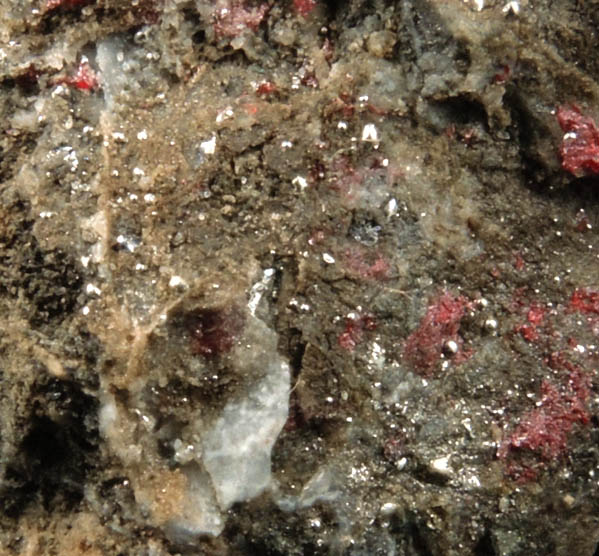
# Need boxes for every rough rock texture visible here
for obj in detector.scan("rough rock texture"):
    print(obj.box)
[1,0,599,554]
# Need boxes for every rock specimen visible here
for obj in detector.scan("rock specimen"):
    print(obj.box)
[1,1,599,554]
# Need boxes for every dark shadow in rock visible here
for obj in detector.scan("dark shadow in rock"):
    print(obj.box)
[546,175,599,208]
[504,89,559,189]
[39,1,92,36]
[408,522,435,556]
[390,515,435,556]
[475,529,498,556]
[429,95,488,130]
[0,379,99,518]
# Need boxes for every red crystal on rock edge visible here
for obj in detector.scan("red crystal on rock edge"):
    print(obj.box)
[63,60,99,91]
[556,105,599,176]
[256,81,277,96]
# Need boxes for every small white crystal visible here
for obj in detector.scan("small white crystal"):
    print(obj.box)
[430,455,452,476]
[292,176,308,190]
[200,136,216,155]
[216,107,234,123]
[485,318,498,330]
[86,283,102,295]
[502,1,519,14]
[445,340,459,354]
[386,198,398,218]
[169,275,187,289]
[361,123,379,143]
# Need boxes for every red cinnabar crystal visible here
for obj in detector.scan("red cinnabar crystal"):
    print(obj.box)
[63,60,99,91]
[569,288,599,315]
[404,292,468,375]
[556,105,599,176]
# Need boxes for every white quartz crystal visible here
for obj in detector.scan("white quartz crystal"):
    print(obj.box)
[203,355,290,508]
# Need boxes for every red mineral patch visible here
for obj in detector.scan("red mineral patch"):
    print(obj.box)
[404,292,469,376]
[338,313,376,352]
[256,81,277,96]
[344,246,390,281]
[569,288,599,315]
[293,0,316,17]
[214,2,268,38]
[556,105,599,176]
[62,60,99,91]
[185,306,245,358]
[498,373,589,463]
